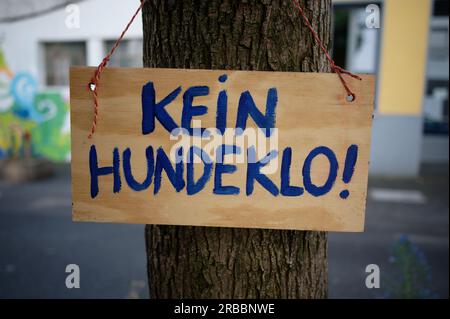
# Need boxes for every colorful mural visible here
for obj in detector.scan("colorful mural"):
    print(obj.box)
[0,48,70,161]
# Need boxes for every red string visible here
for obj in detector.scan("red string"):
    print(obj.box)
[87,0,361,138]
[88,0,146,139]
[291,0,362,98]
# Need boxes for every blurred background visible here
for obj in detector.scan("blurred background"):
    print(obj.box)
[0,0,448,298]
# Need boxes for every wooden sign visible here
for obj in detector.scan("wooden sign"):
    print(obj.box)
[70,67,374,232]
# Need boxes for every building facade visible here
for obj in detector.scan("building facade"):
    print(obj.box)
[0,0,448,175]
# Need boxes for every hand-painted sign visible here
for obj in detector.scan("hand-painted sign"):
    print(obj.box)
[70,67,374,231]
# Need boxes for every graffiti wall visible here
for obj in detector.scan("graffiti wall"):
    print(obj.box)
[0,48,70,161]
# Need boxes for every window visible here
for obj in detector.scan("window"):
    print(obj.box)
[433,0,449,17]
[43,42,86,86]
[332,3,382,74]
[424,16,449,135]
[104,39,143,67]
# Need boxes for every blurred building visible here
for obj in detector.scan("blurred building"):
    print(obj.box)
[0,0,143,162]
[0,0,448,176]
[334,0,448,176]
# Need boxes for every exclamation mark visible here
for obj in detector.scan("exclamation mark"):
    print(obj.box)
[340,145,358,199]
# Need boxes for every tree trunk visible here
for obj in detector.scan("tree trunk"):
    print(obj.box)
[142,0,331,299]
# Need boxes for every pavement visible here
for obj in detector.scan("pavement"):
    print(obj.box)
[0,165,148,299]
[329,164,449,298]
[0,164,448,299]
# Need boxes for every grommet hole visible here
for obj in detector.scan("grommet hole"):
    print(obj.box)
[346,94,355,102]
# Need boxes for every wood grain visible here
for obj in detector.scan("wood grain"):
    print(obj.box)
[70,67,374,232]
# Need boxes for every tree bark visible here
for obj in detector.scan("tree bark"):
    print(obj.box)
[142,0,331,299]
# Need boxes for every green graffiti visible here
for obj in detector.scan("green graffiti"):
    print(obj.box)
[0,49,6,68]
[32,93,71,161]
[0,48,71,161]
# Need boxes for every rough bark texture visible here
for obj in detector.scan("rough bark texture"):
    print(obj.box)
[143,0,331,299]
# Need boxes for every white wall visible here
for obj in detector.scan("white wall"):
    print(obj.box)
[0,0,143,89]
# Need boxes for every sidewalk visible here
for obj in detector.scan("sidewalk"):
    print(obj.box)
[0,164,448,298]
[329,164,449,298]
